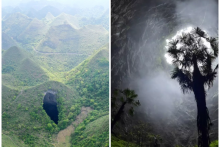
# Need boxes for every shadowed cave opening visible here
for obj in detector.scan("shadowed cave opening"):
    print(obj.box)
[43,92,59,124]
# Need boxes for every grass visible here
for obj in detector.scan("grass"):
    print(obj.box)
[2,133,28,147]
[111,135,138,147]
[210,140,218,147]
[17,18,49,46]
[2,47,50,88]
[71,114,109,147]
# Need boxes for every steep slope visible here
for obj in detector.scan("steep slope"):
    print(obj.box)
[44,12,55,21]
[2,12,32,39]
[2,45,109,147]
[2,46,49,88]
[2,33,18,50]
[2,134,29,147]
[79,9,110,30]
[2,81,81,147]
[16,58,49,86]
[2,46,26,67]
[78,25,108,54]
[26,7,38,18]
[96,9,109,30]
[36,23,108,54]
[36,23,79,53]
[71,114,109,147]
[49,13,80,29]
[2,3,109,147]
[66,45,109,111]
[17,18,49,45]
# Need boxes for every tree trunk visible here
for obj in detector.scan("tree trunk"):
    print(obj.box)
[111,102,127,132]
[193,56,210,147]
[194,89,210,147]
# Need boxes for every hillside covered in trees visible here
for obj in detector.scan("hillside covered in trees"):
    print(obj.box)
[2,0,109,146]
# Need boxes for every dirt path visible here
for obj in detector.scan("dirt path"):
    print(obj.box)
[56,106,92,146]
[33,47,88,55]
[14,88,23,101]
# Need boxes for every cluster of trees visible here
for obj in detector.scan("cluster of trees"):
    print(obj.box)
[71,111,109,147]
[67,59,109,111]
[56,91,82,130]
[29,105,58,133]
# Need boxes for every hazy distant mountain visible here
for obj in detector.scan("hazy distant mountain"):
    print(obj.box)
[44,12,55,21]
[17,18,49,44]
[2,33,17,50]
[61,6,81,16]
[36,5,61,19]
[95,9,109,30]
[49,13,80,28]
[2,6,14,19]
[2,12,32,39]
[26,7,38,18]
[36,23,108,54]
[18,0,64,11]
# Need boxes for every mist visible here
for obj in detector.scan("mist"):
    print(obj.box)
[134,71,187,118]
[2,0,109,9]
[112,0,218,145]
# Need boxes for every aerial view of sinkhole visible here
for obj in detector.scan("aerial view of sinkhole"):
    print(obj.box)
[43,91,59,124]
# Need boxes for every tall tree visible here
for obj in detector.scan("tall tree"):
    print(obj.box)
[111,88,140,132]
[167,27,218,147]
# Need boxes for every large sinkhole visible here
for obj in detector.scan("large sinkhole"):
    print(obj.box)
[43,92,59,124]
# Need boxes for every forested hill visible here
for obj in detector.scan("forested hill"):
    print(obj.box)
[2,1,109,146]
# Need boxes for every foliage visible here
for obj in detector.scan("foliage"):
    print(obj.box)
[71,113,109,147]
[66,47,109,112]
[2,6,109,147]
[111,135,138,147]
[210,140,218,147]
[167,27,218,147]
[111,88,140,131]
[168,27,218,93]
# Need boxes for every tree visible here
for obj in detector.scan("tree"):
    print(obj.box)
[111,88,140,132]
[47,123,53,131]
[167,27,218,147]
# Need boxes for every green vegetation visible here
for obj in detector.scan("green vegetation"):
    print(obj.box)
[2,47,109,146]
[66,45,109,112]
[2,46,50,88]
[2,5,109,146]
[111,136,137,147]
[111,89,140,131]
[71,113,109,147]
[210,140,218,147]
[36,24,108,54]
[2,134,29,147]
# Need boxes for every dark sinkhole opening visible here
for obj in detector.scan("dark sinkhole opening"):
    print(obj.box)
[43,92,59,124]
